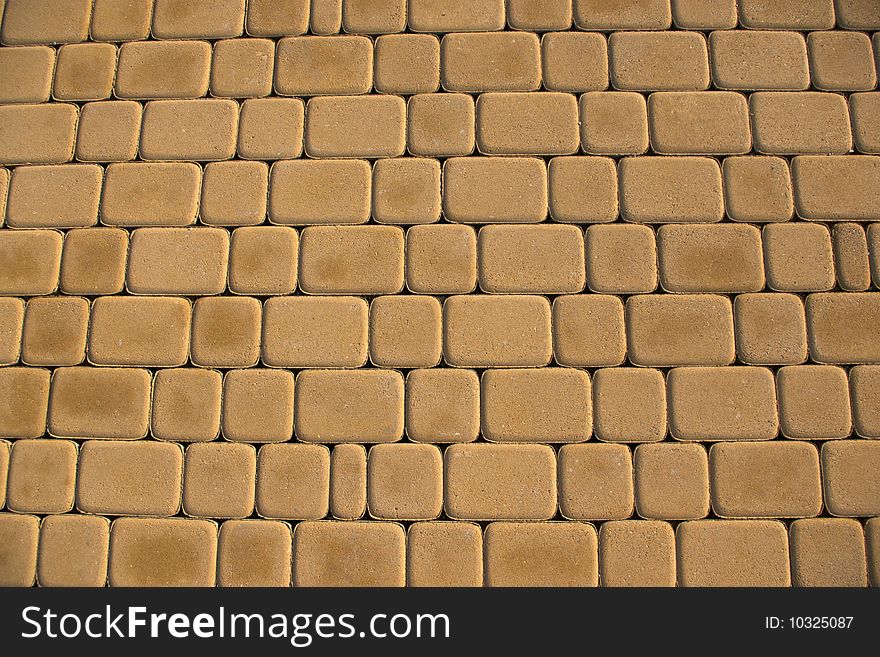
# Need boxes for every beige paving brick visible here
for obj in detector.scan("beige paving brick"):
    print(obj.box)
[191,297,261,368]
[308,0,340,33]
[217,520,292,587]
[600,520,676,587]
[738,0,834,29]
[5,165,100,229]
[552,294,625,367]
[586,224,658,294]
[734,293,807,366]
[1,0,91,45]
[228,226,298,295]
[405,368,480,443]
[482,368,591,442]
[342,0,405,33]
[151,368,222,442]
[407,521,482,587]
[294,521,405,586]
[53,43,116,101]
[140,99,239,161]
[48,367,151,439]
[21,297,89,367]
[406,93,475,157]
[709,30,809,91]
[790,518,868,587]
[6,440,76,514]
[677,520,790,586]
[626,294,734,366]
[200,161,267,227]
[507,0,571,30]
[710,441,822,518]
[609,31,708,91]
[77,440,183,516]
[476,92,579,155]
[367,444,442,520]
[263,296,367,368]
[0,168,6,226]
[0,298,23,366]
[0,366,49,438]
[372,158,440,225]
[370,295,442,368]
[409,0,505,32]
[115,40,211,99]
[807,292,880,364]
[60,227,128,296]
[443,295,551,367]
[183,442,256,519]
[443,157,547,223]
[0,46,55,103]
[109,517,217,586]
[91,0,153,41]
[580,91,648,155]
[441,32,540,92]
[445,443,556,520]
[210,38,274,98]
[88,296,191,367]
[257,443,329,520]
[296,369,404,443]
[246,0,309,36]
[792,155,880,221]
[541,32,607,92]
[750,92,852,155]
[835,0,880,29]
[75,101,142,162]
[275,36,372,96]
[330,444,367,520]
[0,103,77,165]
[0,229,61,296]
[305,95,406,158]
[269,160,370,225]
[559,444,632,520]
[868,518,880,586]
[374,34,440,96]
[851,93,880,154]
[548,156,617,223]
[871,224,880,287]
[406,224,477,294]
[0,441,7,507]
[777,365,852,440]
[101,162,201,226]
[648,91,750,155]
[299,225,404,294]
[0,513,38,586]
[37,515,110,587]
[574,0,671,30]
[850,365,880,438]
[593,367,666,443]
[237,97,304,160]
[671,0,737,28]
[722,156,793,223]
[657,224,764,293]
[822,440,880,517]
[152,0,245,39]
[808,31,877,92]
[222,369,294,443]
[667,366,779,441]
[126,227,229,296]
[485,522,598,586]
[635,443,708,519]
[619,156,723,223]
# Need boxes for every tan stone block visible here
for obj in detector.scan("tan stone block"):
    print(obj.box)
[305,95,405,158]
[101,162,201,226]
[867,517,880,586]
[408,0,505,32]
[586,224,657,294]
[806,292,880,364]
[330,444,367,520]
[222,369,294,443]
[0,103,77,165]
[6,164,101,228]
[792,155,880,221]
[790,518,867,587]
[443,156,547,223]
[734,293,807,366]
[0,367,50,438]
[822,440,880,517]
[599,520,676,587]
[405,368,480,443]
[190,297,260,368]
[593,367,666,443]
[648,91,750,155]
[619,156,723,223]
[777,365,852,440]
[257,443,329,520]
[369,295,441,368]
[53,43,116,101]
[671,0,736,28]
[851,92,880,154]
[541,32,607,92]
[126,227,228,295]
[579,91,649,155]
[269,160,370,225]
[60,227,128,295]
[183,442,256,519]
[115,40,211,99]
[405,224,476,294]
[549,156,618,223]
[441,32,540,92]
[372,158,441,225]
[834,223,872,291]
[217,520,292,587]
[508,0,572,30]
[200,161,267,227]
[367,444,442,520]
[246,0,309,36]
[140,99,239,161]
[0,46,55,103]
[709,30,809,91]
[574,0,671,29]
[1,0,91,45]
[722,155,793,223]
[763,223,834,293]
[310,0,341,34]
[275,35,372,95]
[559,444,633,520]
[635,443,708,519]
[37,515,109,587]
[75,100,142,162]
[374,34,440,94]
[229,226,298,295]
[0,513,39,586]
[0,229,61,296]
[552,294,625,367]
[237,98,304,160]
[406,93,475,157]
[738,0,834,29]
[210,38,274,98]
[151,0,245,38]
[407,521,482,587]
[476,92,579,155]
[609,31,709,91]
[850,365,880,438]
[808,31,877,92]
[6,440,76,514]
[21,296,89,366]
[342,0,405,33]
[151,368,222,442]
[751,92,852,155]
[0,298,23,366]
[91,0,153,41]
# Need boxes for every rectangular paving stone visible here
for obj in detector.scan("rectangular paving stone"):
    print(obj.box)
[507,0,571,30]
[763,223,835,292]
[310,0,342,34]
[275,35,372,95]
[217,519,292,587]
[1,0,91,45]
[293,521,405,587]
[88,296,191,367]
[407,521,482,587]
[369,295,442,368]
[677,520,790,586]
[541,31,607,91]
[485,522,598,587]
[183,442,256,519]
[667,366,779,441]
[599,520,676,587]
[671,0,736,29]
[48,367,151,439]
[0,513,39,586]
[101,162,201,226]
[140,99,239,161]
[558,443,633,520]
[295,369,404,443]
[6,439,77,514]
[867,518,880,586]
[228,226,298,295]
[367,444,442,520]
[738,0,835,30]
[408,0,505,32]
[109,517,217,587]
[90,0,153,41]
[210,38,274,98]
[237,97,304,160]
[405,368,480,443]
[0,229,62,296]
[833,223,872,292]
[750,92,852,155]
[21,296,89,367]
[808,31,876,92]
[445,443,556,520]
[635,443,709,520]
[777,365,852,440]
[374,34,440,94]
[821,440,880,517]
[733,293,808,366]
[126,227,228,295]
[152,0,245,38]
[37,515,110,587]
[850,93,880,154]
[574,0,671,30]
[0,298,23,366]
[850,365,880,438]
[75,100,142,163]
[0,441,7,507]
[443,157,547,223]
[709,30,809,90]
[806,292,880,364]
[330,444,367,520]
[548,156,618,223]
[710,441,822,518]
[372,158,441,224]
[0,367,50,438]
[305,95,405,158]
[586,224,658,294]
[0,103,77,165]
[53,42,117,101]
[552,294,626,367]
[222,368,294,443]
[341,0,405,34]
[6,165,102,228]
[441,32,540,92]
[648,91,750,155]
[257,443,329,520]
[405,224,477,294]
[580,91,649,155]
[246,0,309,36]
[593,367,666,443]
[151,368,222,442]
[269,160,371,225]
[619,156,723,223]
[200,160,268,226]
[790,518,868,587]
[792,155,880,221]
[476,92,579,155]
[0,45,55,103]
[77,440,183,516]
[406,93,475,156]
[609,31,709,91]
[60,227,128,295]
[722,155,793,223]
[115,40,211,98]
